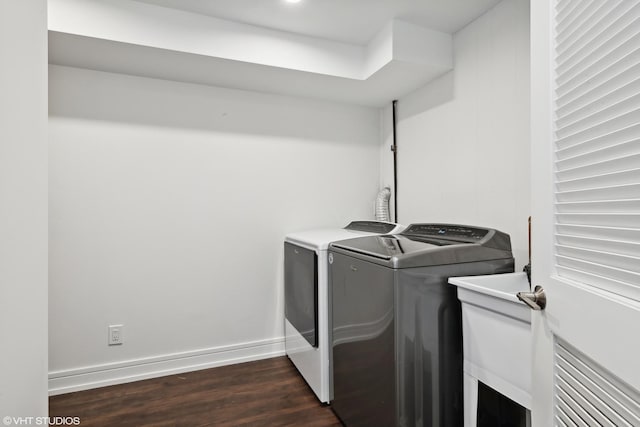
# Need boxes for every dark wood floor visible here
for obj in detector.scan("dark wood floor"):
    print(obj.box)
[49,357,343,427]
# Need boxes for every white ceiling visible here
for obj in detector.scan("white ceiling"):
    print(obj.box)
[134,0,503,45]
[49,0,505,106]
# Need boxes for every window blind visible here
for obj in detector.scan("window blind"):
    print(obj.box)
[554,0,640,301]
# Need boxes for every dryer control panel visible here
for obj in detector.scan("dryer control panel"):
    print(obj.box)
[345,221,398,234]
[402,224,489,241]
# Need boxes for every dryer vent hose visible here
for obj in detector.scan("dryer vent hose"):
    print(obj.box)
[375,187,392,222]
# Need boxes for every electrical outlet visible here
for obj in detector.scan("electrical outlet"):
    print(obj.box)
[108,324,124,346]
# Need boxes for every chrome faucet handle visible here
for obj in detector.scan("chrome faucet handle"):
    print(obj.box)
[517,285,546,310]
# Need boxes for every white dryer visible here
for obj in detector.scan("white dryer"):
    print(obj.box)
[284,221,404,403]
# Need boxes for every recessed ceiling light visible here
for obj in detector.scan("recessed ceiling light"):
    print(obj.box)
[285,0,302,4]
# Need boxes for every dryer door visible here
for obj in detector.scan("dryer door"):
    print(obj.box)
[330,251,395,427]
[284,242,318,348]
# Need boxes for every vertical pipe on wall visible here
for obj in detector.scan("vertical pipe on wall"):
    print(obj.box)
[391,100,398,222]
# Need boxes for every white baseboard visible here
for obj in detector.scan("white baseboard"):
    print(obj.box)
[48,337,285,396]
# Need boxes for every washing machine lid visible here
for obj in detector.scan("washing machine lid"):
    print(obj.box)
[331,234,458,260]
[330,223,513,268]
[285,221,403,250]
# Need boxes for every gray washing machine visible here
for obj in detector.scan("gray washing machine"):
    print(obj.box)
[328,224,514,427]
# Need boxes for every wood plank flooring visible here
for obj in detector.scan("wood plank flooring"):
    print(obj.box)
[49,357,343,427]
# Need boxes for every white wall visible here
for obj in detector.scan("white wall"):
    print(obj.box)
[0,0,49,417]
[48,66,381,393]
[381,0,530,268]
